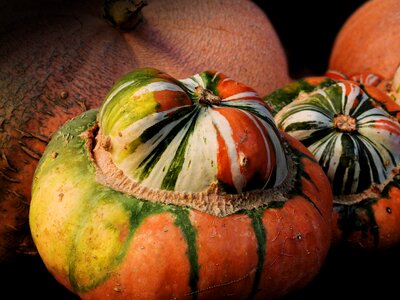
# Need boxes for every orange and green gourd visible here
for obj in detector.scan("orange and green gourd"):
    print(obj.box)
[30,68,332,299]
[265,70,400,249]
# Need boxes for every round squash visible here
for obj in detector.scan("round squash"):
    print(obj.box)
[30,68,332,299]
[0,0,289,262]
[329,0,400,80]
[265,70,400,249]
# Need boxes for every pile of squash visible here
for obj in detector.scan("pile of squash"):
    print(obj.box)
[1,0,399,299]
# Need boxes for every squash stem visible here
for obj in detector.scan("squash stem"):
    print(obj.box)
[194,86,222,106]
[333,113,357,133]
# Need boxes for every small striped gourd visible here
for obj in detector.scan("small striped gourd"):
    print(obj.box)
[29,68,332,299]
[266,70,400,249]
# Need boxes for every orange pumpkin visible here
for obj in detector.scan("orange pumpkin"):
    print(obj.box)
[30,68,332,299]
[0,0,289,263]
[107,0,290,96]
[329,0,400,80]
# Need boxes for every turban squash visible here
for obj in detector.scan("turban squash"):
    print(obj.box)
[265,70,400,249]
[0,0,289,262]
[29,68,332,299]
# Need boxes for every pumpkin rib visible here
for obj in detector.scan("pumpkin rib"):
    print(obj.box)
[244,210,267,299]
[79,212,194,299]
[259,197,330,299]
[188,211,258,299]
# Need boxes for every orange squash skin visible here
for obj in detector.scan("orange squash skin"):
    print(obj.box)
[78,136,332,300]
[29,106,332,300]
[332,177,400,249]
[118,0,290,96]
[329,0,400,80]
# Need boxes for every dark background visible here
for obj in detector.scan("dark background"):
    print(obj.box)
[3,1,400,299]
[2,244,400,299]
[255,0,368,79]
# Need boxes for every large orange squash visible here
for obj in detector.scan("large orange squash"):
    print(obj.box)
[0,0,289,263]
[30,68,332,299]
[329,0,400,80]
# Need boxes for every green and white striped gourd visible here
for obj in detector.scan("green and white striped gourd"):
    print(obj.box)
[268,72,400,249]
[94,68,289,215]
[275,80,400,196]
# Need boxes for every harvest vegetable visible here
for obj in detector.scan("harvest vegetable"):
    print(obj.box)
[329,0,400,80]
[30,68,332,299]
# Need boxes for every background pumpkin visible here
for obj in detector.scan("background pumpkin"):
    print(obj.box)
[109,0,290,96]
[0,0,289,263]
[265,71,400,250]
[29,68,332,299]
[329,0,400,80]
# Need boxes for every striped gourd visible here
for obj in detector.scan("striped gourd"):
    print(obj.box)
[267,72,400,249]
[97,68,287,197]
[29,68,332,299]
[275,80,400,195]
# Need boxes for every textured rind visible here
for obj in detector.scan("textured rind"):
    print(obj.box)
[30,109,332,300]
[120,0,290,97]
